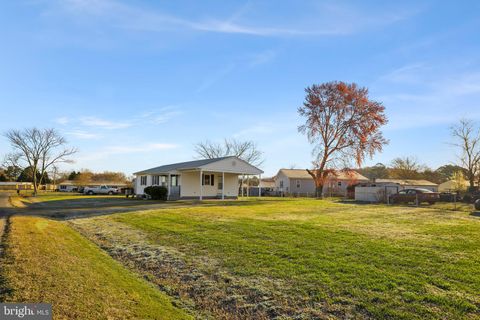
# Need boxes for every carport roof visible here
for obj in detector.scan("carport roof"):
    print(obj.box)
[375,179,438,186]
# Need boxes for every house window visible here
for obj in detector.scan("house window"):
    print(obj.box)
[296,180,301,188]
[338,181,342,187]
[280,181,284,188]
[152,176,160,185]
[171,175,179,186]
[218,175,223,190]
[202,174,215,186]
[140,176,147,186]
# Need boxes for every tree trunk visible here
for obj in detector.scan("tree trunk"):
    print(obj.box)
[468,171,476,191]
[315,185,324,198]
[32,163,38,196]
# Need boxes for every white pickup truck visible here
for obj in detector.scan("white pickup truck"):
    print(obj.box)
[83,185,119,195]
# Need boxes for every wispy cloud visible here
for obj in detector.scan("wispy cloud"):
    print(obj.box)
[233,123,277,138]
[48,0,419,37]
[374,63,480,130]
[247,50,278,68]
[196,64,236,93]
[66,130,101,140]
[75,142,178,163]
[57,107,183,135]
[138,106,183,124]
[55,116,70,125]
[80,116,132,129]
[195,49,278,92]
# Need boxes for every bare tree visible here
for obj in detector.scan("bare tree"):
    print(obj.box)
[4,128,77,195]
[194,138,264,167]
[298,81,388,197]
[451,119,480,189]
[389,156,423,179]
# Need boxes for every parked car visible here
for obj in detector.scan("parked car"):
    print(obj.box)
[439,192,461,202]
[389,188,440,205]
[83,185,119,195]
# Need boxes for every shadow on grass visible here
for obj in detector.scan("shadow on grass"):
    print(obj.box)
[470,211,480,217]
[2,194,294,221]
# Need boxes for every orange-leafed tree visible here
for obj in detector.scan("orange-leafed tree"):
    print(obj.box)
[298,81,388,197]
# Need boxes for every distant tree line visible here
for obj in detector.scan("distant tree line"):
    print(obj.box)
[59,170,129,185]
[0,167,129,185]
[357,159,467,184]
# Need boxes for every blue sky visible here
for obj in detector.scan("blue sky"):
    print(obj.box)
[1,0,479,177]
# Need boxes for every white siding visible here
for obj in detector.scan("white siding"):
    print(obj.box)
[134,175,149,195]
[200,157,262,175]
[180,171,239,198]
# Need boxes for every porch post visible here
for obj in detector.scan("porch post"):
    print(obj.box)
[222,172,225,200]
[199,170,203,201]
[241,175,244,197]
[167,173,171,200]
[247,175,250,197]
[258,174,262,198]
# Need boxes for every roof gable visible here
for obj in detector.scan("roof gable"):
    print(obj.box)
[134,156,263,175]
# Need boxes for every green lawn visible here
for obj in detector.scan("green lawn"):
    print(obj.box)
[71,198,480,319]
[0,216,191,320]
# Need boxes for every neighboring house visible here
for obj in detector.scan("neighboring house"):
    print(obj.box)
[133,156,263,200]
[58,180,78,192]
[260,177,276,195]
[245,177,276,196]
[58,180,128,192]
[0,182,33,191]
[274,169,369,196]
[438,180,475,192]
[355,179,439,202]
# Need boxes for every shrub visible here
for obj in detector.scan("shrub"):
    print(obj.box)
[463,194,473,203]
[144,186,168,201]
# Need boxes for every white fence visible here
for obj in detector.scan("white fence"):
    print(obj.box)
[355,186,399,203]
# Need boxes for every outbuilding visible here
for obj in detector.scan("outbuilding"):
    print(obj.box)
[355,179,439,203]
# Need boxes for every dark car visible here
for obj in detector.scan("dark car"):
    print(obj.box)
[390,188,440,205]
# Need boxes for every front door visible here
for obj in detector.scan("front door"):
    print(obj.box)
[170,175,180,199]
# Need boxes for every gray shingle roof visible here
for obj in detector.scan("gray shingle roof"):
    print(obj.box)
[134,156,233,175]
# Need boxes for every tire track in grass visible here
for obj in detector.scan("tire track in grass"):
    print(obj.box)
[69,217,317,320]
[0,215,13,300]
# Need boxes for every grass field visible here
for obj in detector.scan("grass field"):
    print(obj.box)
[0,216,191,320]
[68,198,480,319]
[2,197,480,319]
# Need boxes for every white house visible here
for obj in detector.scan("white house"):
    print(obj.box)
[133,156,263,200]
[274,169,369,196]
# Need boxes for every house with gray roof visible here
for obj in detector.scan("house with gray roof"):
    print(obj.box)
[274,169,369,196]
[133,156,263,200]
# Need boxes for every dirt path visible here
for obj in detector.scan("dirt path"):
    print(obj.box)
[0,192,12,300]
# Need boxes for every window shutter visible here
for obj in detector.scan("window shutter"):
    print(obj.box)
[211,174,214,186]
